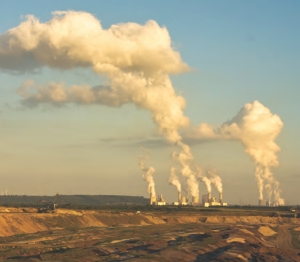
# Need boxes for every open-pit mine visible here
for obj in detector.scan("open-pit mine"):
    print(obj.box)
[0,206,300,261]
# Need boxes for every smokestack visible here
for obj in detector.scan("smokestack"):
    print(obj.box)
[259,198,264,206]
[152,195,157,204]
[149,186,156,205]
[219,192,223,205]
[208,192,211,202]
[193,196,199,204]
[178,191,182,204]
[150,186,153,205]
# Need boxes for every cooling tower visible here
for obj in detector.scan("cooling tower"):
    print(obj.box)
[259,199,264,206]
[219,192,223,205]
[193,196,199,204]
[181,196,186,204]
[149,187,153,205]
[178,192,182,204]
[149,186,156,205]
[208,192,211,202]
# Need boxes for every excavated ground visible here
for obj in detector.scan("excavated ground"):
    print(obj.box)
[0,207,300,261]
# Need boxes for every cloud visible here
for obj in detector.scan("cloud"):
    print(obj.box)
[0,11,189,75]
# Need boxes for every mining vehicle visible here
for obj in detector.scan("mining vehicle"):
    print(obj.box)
[37,202,57,213]
[37,194,59,213]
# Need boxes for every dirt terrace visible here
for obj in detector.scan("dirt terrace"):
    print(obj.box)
[0,208,300,261]
[0,208,299,237]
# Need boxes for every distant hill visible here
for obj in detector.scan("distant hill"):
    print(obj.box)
[0,195,149,207]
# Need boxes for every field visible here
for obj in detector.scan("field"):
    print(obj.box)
[0,206,300,261]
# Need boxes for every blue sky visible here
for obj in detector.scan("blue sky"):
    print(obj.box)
[0,1,299,204]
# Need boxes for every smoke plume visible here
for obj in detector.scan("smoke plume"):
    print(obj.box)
[219,101,283,202]
[195,166,211,194]
[172,142,199,199]
[207,169,223,193]
[0,12,284,204]
[138,150,156,196]
[168,167,181,193]
[1,11,199,199]
[186,101,283,203]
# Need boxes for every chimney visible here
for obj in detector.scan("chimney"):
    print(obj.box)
[178,192,182,204]
[150,186,153,205]
[152,195,156,205]
[259,198,264,206]
[193,196,199,204]
[219,192,223,205]
[208,192,211,202]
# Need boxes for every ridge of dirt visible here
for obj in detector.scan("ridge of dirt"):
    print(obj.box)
[0,210,299,237]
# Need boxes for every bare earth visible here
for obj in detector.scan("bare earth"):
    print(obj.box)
[0,208,300,261]
[277,225,294,251]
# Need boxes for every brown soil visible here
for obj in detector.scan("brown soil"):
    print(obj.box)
[1,208,300,261]
[0,208,299,237]
[258,226,277,237]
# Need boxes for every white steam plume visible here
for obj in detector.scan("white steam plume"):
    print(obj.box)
[168,167,181,193]
[195,166,211,193]
[1,11,199,199]
[185,101,283,203]
[138,150,156,196]
[219,101,283,203]
[207,169,223,193]
[172,142,199,199]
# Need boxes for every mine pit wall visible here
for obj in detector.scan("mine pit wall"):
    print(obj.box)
[0,211,299,237]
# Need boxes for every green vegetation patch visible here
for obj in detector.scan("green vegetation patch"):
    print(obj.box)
[291,229,300,249]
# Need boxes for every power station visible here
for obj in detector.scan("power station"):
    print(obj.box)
[149,186,166,205]
[150,187,228,206]
[201,192,227,207]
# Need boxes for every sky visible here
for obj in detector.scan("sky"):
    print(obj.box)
[0,1,299,205]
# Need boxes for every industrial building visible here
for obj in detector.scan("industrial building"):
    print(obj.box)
[173,192,188,205]
[156,194,166,206]
[149,187,166,205]
[259,198,284,207]
[202,192,227,207]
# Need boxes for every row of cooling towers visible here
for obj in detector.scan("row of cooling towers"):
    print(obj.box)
[149,186,226,206]
[259,198,283,207]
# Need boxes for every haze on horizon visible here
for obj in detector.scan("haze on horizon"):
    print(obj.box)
[0,1,299,205]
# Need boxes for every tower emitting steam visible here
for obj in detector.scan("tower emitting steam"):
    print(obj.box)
[195,166,225,206]
[195,166,212,196]
[219,101,284,205]
[138,150,156,201]
[207,169,223,196]
[188,100,284,205]
[172,143,199,203]
[168,167,181,194]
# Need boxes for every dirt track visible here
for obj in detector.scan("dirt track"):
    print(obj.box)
[277,225,295,251]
